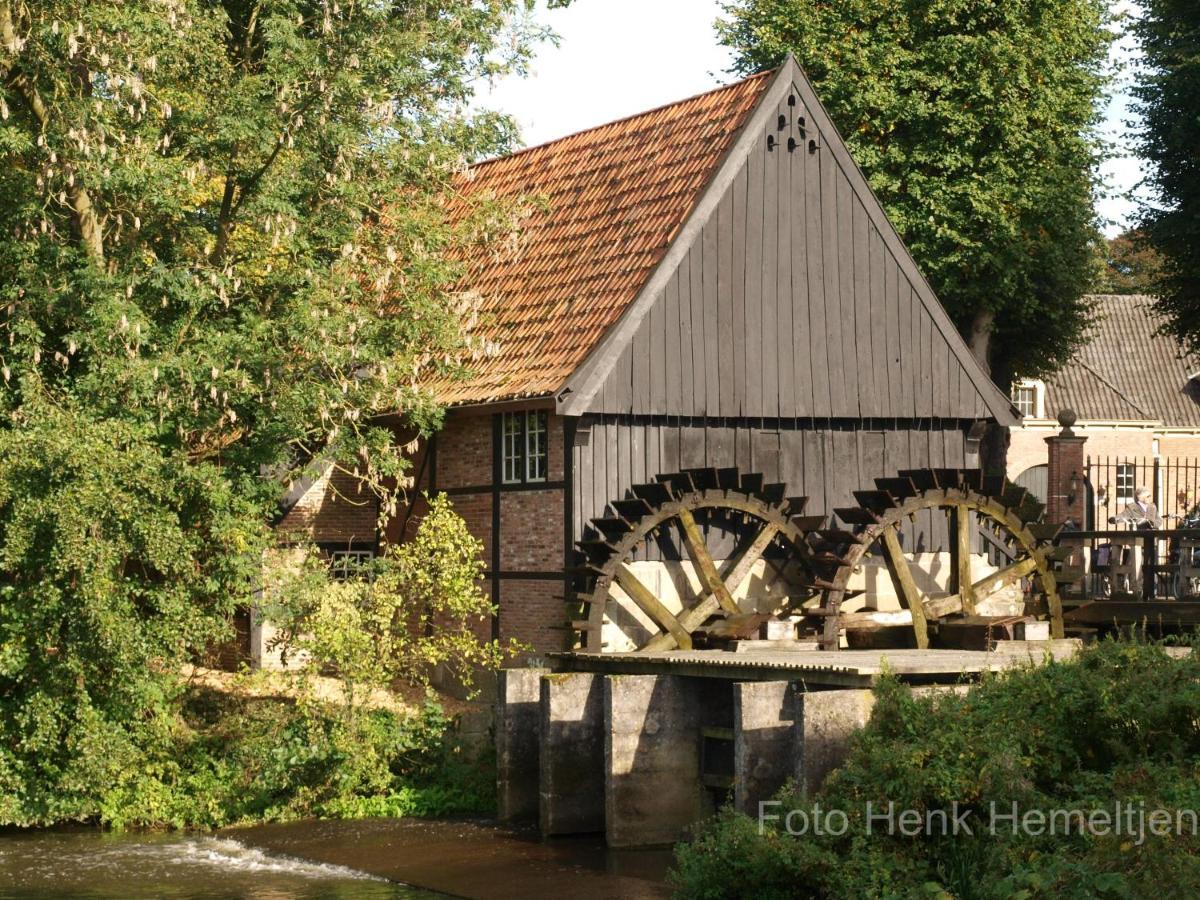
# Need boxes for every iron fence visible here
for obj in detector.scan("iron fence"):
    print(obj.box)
[1085,456,1200,529]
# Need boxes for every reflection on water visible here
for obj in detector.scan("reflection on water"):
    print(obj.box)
[0,829,434,899]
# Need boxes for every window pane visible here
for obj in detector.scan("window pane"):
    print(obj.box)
[330,549,374,581]
[1116,464,1136,504]
[1011,385,1035,416]
[526,411,547,482]
[502,412,523,483]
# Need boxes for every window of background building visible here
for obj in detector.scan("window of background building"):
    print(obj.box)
[1011,381,1041,417]
[1115,463,1136,506]
[329,548,375,581]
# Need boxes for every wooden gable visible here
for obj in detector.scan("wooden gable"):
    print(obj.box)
[558,59,1016,425]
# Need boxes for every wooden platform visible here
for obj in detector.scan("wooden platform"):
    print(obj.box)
[548,640,1082,688]
[1065,600,1200,629]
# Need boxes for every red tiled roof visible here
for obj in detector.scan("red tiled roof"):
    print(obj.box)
[435,71,773,405]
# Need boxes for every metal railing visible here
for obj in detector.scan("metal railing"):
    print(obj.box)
[1054,527,1200,601]
[1086,456,1200,529]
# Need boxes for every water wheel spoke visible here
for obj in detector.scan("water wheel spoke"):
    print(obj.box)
[676,507,740,615]
[950,504,976,614]
[613,564,692,650]
[879,526,929,649]
[722,522,780,598]
[642,522,786,652]
[970,555,1040,598]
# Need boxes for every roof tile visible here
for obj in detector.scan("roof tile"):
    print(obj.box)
[1043,294,1200,426]
[433,71,772,405]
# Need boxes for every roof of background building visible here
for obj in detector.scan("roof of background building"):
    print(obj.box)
[1039,294,1200,426]
[433,70,772,405]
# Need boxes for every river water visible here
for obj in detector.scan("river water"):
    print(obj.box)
[0,818,673,899]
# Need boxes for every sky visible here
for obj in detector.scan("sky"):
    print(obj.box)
[480,0,1144,237]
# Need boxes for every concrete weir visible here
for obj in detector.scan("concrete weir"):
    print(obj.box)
[497,642,1079,847]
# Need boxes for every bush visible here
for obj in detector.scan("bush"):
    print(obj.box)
[0,493,504,829]
[2,685,493,830]
[672,640,1200,898]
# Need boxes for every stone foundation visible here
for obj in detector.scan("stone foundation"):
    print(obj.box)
[500,668,967,847]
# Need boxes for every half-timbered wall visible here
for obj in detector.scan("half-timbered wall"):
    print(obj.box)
[588,79,997,422]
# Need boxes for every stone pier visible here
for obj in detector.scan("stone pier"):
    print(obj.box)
[496,651,1013,846]
[539,672,605,835]
[733,681,796,815]
[605,674,704,848]
[496,667,546,823]
[794,689,877,794]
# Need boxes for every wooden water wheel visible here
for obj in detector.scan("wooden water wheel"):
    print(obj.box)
[808,468,1073,650]
[570,468,830,652]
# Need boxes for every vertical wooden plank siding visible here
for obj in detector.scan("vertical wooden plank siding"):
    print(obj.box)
[783,99,806,419]
[580,79,1004,428]
[689,247,706,418]
[732,165,748,416]
[702,212,721,414]
[717,187,736,415]
[804,109,829,419]
[761,132,780,419]
[835,165,859,417]
[744,142,766,418]
[852,198,877,417]
[677,259,694,415]
[664,272,681,413]
[820,144,845,417]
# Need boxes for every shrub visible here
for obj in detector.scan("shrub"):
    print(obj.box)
[672,640,1200,898]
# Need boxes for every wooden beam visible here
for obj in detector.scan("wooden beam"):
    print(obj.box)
[971,556,1040,598]
[642,525,780,652]
[677,508,740,614]
[923,594,964,619]
[880,526,929,649]
[614,564,692,650]
[951,505,976,614]
[721,522,780,597]
[923,557,1040,620]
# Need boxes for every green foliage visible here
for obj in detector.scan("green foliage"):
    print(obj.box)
[272,494,518,697]
[1095,230,1165,295]
[6,686,495,830]
[1132,0,1200,354]
[718,0,1113,382]
[0,0,548,826]
[672,641,1200,898]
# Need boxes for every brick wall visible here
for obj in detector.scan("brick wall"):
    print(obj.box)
[414,408,569,659]
[1009,425,1175,481]
[499,490,564,571]
[276,463,379,547]
[436,414,493,488]
[1158,433,1200,459]
[498,578,567,659]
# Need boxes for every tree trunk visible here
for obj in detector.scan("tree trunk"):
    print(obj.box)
[967,307,994,376]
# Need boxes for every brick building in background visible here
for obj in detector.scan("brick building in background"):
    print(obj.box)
[271,58,1020,664]
[1008,294,1200,526]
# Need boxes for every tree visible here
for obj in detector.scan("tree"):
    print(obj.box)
[717,0,1113,384]
[0,0,546,820]
[1133,1,1200,355]
[1096,229,1165,294]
